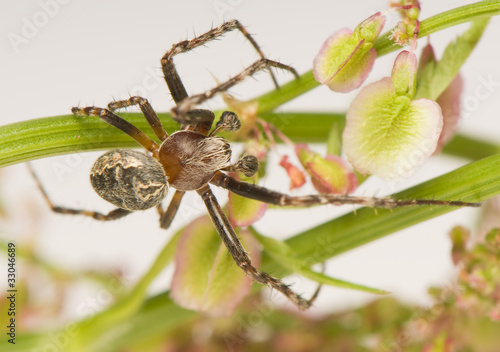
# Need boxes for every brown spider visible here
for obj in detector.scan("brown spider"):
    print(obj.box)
[31,20,479,310]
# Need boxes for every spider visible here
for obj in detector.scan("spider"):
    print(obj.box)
[32,20,479,311]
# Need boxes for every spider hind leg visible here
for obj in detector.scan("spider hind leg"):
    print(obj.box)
[197,184,318,310]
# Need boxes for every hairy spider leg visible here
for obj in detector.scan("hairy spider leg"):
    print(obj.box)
[210,172,481,208]
[197,184,318,310]
[161,19,281,104]
[28,163,133,221]
[172,58,299,119]
[71,107,160,156]
[108,96,169,141]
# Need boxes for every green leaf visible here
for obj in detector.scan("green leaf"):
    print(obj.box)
[416,18,490,100]
[252,231,388,295]
[228,192,268,227]
[374,1,500,57]
[326,122,342,156]
[170,217,259,317]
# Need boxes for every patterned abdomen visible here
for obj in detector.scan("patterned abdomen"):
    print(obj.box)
[90,149,168,210]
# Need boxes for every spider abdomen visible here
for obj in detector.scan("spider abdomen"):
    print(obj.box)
[159,131,231,191]
[90,149,168,211]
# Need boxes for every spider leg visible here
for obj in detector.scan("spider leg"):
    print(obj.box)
[196,184,316,310]
[172,58,299,119]
[28,164,132,221]
[72,106,159,155]
[210,172,481,208]
[156,190,185,229]
[108,96,168,141]
[161,19,281,104]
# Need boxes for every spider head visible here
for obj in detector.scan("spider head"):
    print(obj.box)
[90,149,169,211]
[159,130,232,191]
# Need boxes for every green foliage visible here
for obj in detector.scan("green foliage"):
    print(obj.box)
[416,18,489,100]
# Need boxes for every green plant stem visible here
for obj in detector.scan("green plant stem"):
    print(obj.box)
[374,0,500,56]
[1,112,498,168]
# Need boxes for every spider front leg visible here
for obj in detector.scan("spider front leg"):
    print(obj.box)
[72,106,159,155]
[172,58,299,119]
[196,184,317,310]
[107,96,168,141]
[28,164,132,221]
[161,19,281,104]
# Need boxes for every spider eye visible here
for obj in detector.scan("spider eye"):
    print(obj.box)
[90,149,168,211]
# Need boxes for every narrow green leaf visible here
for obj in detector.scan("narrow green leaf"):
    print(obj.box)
[374,1,500,57]
[416,18,490,100]
[253,231,388,294]
[2,112,498,168]
[278,153,500,269]
[294,266,389,295]
[326,122,342,156]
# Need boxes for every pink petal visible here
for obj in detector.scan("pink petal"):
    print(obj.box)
[295,144,357,194]
[313,29,377,93]
[434,73,463,154]
[391,50,418,97]
[279,155,306,190]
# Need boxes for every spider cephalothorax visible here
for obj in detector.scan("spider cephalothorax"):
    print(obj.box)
[159,131,231,191]
[32,20,479,311]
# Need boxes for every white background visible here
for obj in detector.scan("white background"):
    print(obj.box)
[1,0,499,319]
